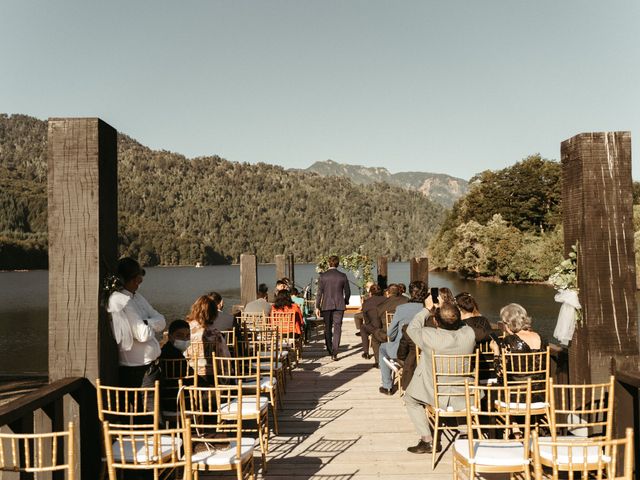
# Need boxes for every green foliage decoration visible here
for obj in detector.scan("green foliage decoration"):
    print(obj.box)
[316,250,374,294]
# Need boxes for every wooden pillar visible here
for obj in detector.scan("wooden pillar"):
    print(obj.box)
[240,254,258,305]
[48,118,119,385]
[410,257,429,285]
[287,253,295,287]
[562,131,639,384]
[275,254,286,281]
[377,256,388,289]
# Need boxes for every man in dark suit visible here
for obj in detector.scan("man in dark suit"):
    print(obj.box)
[315,255,350,360]
[369,284,408,364]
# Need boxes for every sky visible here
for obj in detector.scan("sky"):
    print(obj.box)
[1,1,639,180]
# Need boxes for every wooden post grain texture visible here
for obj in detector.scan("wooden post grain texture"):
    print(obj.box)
[561,131,639,384]
[48,118,119,385]
[240,254,258,305]
[377,256,388,289]
[287,253,295,287]
[410,257,429,285]
[275,254,286,281]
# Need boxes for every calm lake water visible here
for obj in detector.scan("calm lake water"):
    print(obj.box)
[0,263,564,375]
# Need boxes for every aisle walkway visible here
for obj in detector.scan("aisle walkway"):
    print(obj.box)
[254,319,453,480]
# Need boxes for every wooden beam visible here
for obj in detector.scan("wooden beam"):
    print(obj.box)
[240,254,258,305]
[377,256,388,289]
[410,257,429,285]
[275,254,286,281]
[561,131,639,384]
[47,118,119,385]
[287,253,295,287]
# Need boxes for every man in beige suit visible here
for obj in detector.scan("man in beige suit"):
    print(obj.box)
[404,302,475,454]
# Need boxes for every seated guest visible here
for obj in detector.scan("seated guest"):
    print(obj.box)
[244,283,272,316]
[209,291,235,331]
[353,281,375,335]
[271,290,303,335]
[270,279,288,302]
[404,302,475,454]
[455,292,493,342]
[378,281,427,395]
[160,319,191,412]
[359,284,386,359]
[185,294,229,385]
[290,287,308,341]
[490,303,547,399]
[398,283,409,298]
[396,324,417,390]
[370,284,408,364]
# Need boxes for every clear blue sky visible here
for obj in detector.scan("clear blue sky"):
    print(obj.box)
[1,1,639,180]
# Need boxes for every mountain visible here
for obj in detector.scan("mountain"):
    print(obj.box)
[304,159,468,207]
[0,114,446,269]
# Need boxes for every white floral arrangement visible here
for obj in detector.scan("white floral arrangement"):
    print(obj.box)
[549,244,582,345]
[316,250,374,295]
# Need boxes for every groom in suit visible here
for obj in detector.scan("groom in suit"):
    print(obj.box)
[315,255,350,360]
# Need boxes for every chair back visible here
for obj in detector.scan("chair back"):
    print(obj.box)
[502,346,550,405]
[476,339,496,382]
[532,428,634,480]
[240,312,268,330]
[179,383,244,461]
[0,422,75,479]
[211,353,263,404]
[463,380,533,459]
[102,420,191,479]
[549,375,615,440]
[385,312,394,331]
[431,351,479,411]
[220,328,238,354]
[96,379,160,430]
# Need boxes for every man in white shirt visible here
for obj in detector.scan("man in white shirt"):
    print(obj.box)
[244,283,272,316]
[107,257,166,389]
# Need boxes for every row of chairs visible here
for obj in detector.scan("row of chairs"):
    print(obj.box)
[450,379,633,480]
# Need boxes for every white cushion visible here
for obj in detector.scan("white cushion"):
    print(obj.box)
[192,437,255,466]
[112,434,182,463]
[537,436,610,465]
[454,439,528,466]
[220,397,269,415]
[497,400,548,411]
[244,377,277,389]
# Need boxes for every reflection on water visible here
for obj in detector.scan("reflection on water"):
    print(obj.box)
[0,263,572,375]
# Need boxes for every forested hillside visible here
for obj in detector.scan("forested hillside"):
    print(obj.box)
[0,114,445,269]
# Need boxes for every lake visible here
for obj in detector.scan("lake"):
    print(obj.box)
[0,263,564,375]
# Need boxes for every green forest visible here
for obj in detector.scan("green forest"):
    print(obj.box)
[428,155,640,282]
[0,114,444,269]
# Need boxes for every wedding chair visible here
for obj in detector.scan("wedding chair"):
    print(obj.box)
[384,312,394,331]
[220,328,238,355]
[96,379,161,430]
[452,379,533,480]
[211,353,270,467]
[159,357,196,425]
[427,350,479,468]
[269,310,302,366]
[500,346,550,428]
[0,422,76,479]
[102,420,191,480]
[244,324,288,393]
[532,427,633,480]
[179,382,256,480]
[476,339,497,385]
[535,375,616,475]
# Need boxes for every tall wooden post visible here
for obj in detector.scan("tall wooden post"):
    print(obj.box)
[287,253,295,287]
[275,254,286,281]
[240,254,258,305]
[377,256,388,289]
[562,131,639,384]
[410,257,429,285]
[48,118,119,385]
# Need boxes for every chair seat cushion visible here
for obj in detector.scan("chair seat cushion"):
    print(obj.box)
[497,400,548,410]
[244,377,277,389]
[192,437,255,466]
[537,436,610,465]
[220,397,269,415]
[112,435,182,463]
[454,439,528,466]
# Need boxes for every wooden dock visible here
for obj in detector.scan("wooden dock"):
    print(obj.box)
[248,319,454,480]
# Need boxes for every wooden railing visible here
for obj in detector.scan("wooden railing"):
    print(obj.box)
[0,377,99,479]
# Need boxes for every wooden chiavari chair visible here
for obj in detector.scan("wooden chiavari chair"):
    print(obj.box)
[427,351,480,469]
[384,312,394,332]
[532,427,634,480]
[179,382,256,480]
[453,380,533,480]
[0,422,76,479]
[268,310,301,369]
[102,420,191,480]
[476,339,498,385]
[159,357,196,425]
[211,353,270,468]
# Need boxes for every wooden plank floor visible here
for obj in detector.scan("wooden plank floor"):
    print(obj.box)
[227,319,456,479]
